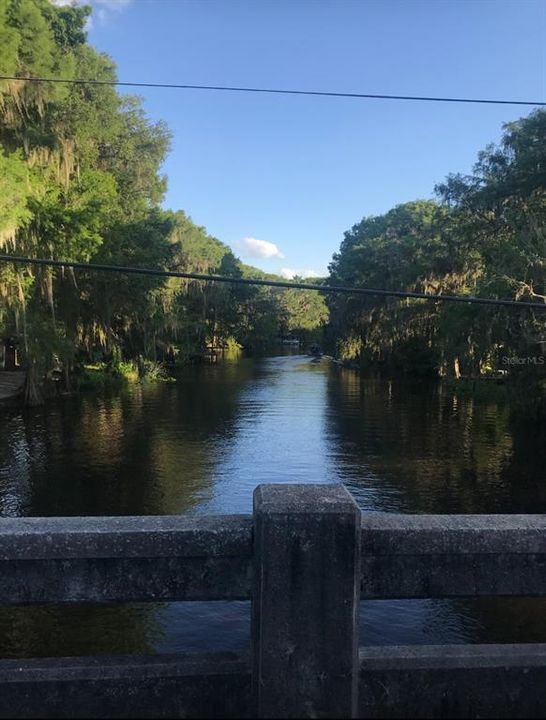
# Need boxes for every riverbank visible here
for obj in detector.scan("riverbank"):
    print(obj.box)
[79,361,176,390]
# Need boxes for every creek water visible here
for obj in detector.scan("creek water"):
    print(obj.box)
[1,353,545,657]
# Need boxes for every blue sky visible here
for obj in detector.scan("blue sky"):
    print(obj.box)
[82,0,545,277]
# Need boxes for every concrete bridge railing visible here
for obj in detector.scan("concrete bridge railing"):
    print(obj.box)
[2,484,546,718]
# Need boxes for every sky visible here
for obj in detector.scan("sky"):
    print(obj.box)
[78,0,546,277]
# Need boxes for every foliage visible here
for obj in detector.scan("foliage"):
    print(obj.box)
[328,111,546,399]
[0,0,327,403]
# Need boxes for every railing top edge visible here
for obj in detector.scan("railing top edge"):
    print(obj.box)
[0,513,252,529]
[361,512,546,556]
[362,512,546,531]
[0,514,253,560]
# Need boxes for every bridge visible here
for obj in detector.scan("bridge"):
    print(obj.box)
[1,484,546,718]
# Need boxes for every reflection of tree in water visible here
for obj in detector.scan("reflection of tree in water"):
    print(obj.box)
[497,418,546,512]
[454,597,546,645]
[0,362,257,657]
[0,603,164,659]
[327,369,546,644]
[0,361,256,518]
[454,423,546,644]
[326,369,546,514]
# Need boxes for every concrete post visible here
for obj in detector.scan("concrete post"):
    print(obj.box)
[252,484,361,718]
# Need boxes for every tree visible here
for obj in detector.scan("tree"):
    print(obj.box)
[327,112,546,393]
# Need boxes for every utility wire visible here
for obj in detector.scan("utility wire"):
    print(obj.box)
[0,75,545,107]
[1,255,545,310]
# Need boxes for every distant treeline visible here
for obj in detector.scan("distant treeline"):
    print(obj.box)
[0,0,327,403]
[1,0,544,409]
[326,109,546,411]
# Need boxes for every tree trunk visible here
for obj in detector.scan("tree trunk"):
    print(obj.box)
[24,361,43,406]
[454,357,461,379]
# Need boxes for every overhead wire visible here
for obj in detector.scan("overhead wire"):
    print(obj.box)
[0,75,544,107]
[1,75,544,311]
[1,255,545,311]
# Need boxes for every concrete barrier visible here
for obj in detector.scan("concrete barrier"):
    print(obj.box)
[2,485,546,718]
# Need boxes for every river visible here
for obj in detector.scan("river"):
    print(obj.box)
[1,353,546,657]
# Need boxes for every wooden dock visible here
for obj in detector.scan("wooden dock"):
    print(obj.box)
[0,371,25,402]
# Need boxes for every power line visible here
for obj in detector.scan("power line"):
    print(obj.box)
[1,75,545,107]
[1,255,545,310]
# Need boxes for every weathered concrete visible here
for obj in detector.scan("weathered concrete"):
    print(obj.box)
[0,556,252,603]
[252,484,361,718]
[6,494,546,717]
[361,512,546,598]
[0,514,253,559]
[359,644,546,718]
[0,652,250,719]
[0,515,253,604]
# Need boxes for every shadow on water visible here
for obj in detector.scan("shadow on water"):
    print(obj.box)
[327,368,546,514]
[0,355,545,657]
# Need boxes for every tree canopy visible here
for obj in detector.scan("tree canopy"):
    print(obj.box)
[0,0,327,403]
[328,110,546,403]
[2,0,544,411]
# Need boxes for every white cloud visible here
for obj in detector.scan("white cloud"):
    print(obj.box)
[280,268,321,280]
[95,0,132,10]
[50,0,132,24]
[239,237,285,260]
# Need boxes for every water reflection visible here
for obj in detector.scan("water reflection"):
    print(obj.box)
[326,369,522,513]
[0,355,545,657]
